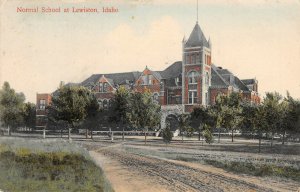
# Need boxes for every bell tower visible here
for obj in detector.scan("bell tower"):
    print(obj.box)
[182,21,212,112]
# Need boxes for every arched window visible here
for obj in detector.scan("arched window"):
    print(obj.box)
[188,71,198,104]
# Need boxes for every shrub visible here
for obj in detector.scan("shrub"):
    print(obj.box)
[202,124,213,144]
[162,123,173,144]
[185,126,194,137]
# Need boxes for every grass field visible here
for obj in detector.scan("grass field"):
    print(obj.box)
[0,138,114,192]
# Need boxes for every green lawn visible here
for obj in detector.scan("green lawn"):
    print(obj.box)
[0,138,113,192]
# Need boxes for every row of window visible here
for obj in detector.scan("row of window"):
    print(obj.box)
[185,53,202,64]
[98,82,109,92]
[184,53,211,65]
[187,71,210,104]
[188,92,210,105]
[97,93,160,109]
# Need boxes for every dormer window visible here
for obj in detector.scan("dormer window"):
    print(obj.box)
[103,82,108,92]
[175,77,181,86]
[141,75,153,85]
[99,83,103,92]
[148,75,152,85]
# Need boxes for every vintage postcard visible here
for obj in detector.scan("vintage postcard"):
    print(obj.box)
[0,0,299,191]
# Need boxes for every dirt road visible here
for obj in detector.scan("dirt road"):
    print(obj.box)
[88,143,297,192]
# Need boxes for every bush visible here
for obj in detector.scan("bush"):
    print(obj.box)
[162,123,173,144]
[202,124,213,144]
[185,126,194,137]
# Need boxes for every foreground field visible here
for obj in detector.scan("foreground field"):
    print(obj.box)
[0,138,113,192]
[82,137,300,192]
[0,136,299,191]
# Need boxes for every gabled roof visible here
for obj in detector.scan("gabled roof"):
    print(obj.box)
[185,22,209,48]
[81,72,140,86]
[159,61,182,79]
[234,77,249,91]
[105,77,114,86]
[211,65,229,88]
[152,71,162,80]
[213,65,250,91]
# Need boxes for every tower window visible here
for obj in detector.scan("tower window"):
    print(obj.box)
[188,71,198,104]
[39,99,46,110]
[188,71,198,84]
[188,91,197,104]
[196,53,200,64]
[191,54,196,64]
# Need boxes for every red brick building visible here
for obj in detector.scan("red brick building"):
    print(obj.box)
[36,93,51,129]
[36,22,260,128]
[80,22,260,112]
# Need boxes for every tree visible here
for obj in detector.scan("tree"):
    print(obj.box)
[162,121,173,144]
[109,86,130,141]
[191,107,209,141]
[213,92,243,142]
[226,93,243,142]
[191,106,217,142]
[22,102,36,130]
[280,92,300,144]
[242,101,267,152]
[127,91,161,145]
[50,85,94,140]
[82,93,99,139]
[0,82,25,135]
[255,105,268,152]
[213,94,227,143]
[177,113,190,142]
[263,92,282,147]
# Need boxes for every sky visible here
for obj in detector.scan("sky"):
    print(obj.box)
[1,0,300,103]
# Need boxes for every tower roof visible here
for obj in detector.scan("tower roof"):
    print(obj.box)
[185,22,209,48]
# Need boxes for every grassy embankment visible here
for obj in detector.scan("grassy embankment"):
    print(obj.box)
[0,138,113,192]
